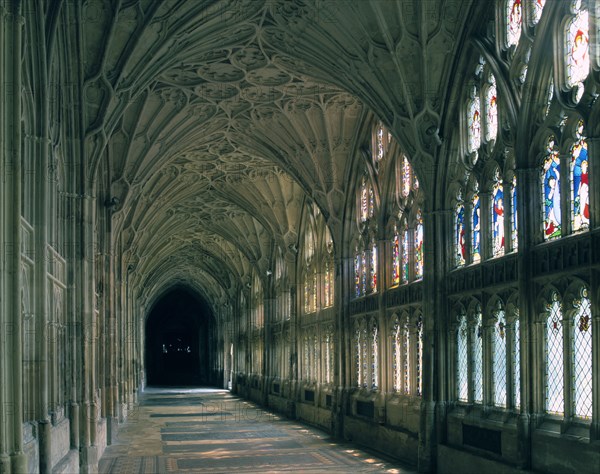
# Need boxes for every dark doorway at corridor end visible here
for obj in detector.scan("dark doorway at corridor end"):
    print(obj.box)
[145,287,214,386]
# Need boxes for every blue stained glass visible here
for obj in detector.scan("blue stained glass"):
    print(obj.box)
[543,140,561,240]
[512,176,518,250]
[402,227,409,283]
[392,232,400,286]
[472,193,481,263]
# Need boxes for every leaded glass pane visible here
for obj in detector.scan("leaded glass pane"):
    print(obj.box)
[402,156,411,197]
[402,227,409,283]
[416,315,423,397]
[355,328,362,387]
[456,201,466,267]
[325,333,332,384]
[369,186,375,218]
[566,7,589,89]
[571,121,590,232]
[473,312,483,403]
[468,93,481,154]
[507,0,522,47]
[492,172,505,257]
[546,295,564,415]
[530,0,545,26]
[514,317,521,409]
[371,325,379,389]
[304,336,310,381]
[403,316,411,394]
[362,326,368,388]
[493,309,507,407]
[573,288,592,419]
[393,320,401,392]
[472,192,481,263]
[354,254,361,297]
[415,211,424,280]
[361,179,368,222]
[361,251,367,295]
[392,231,400,286]
[485,75,498,142]
[542,138,561,240]
[512,176,518,251]
[457,315,469,401]
[371,243,378,293]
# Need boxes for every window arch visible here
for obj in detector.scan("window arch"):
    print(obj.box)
[472,308,484,403]
[572,287,592,419]
[492,301,508,407]
[457,311,469,402]
[545,291,564,415]
[353,167,378,298]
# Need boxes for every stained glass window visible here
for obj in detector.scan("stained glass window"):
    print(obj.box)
[416,315,423,397]
[492,171,505,257]
[485,74,498,142]
[571,120,590,232]
[355,327,362,387]
[402,156,411,197]
[403,316,411,394]
[472,189,481,263]
[304,335,310,381]
[514,316,521,409]
[546,293,564,415]
[530,0,545,26]
[493,307,507,407]
[369,185,375,218]
[566,5,589,89]
[392,229,400,286]
[511,175,518,251]
[360,178,369,222]
[402,226,409,283]
[370,241,378,293]
[371,324,379,389]
[573,287,592,419]
[324,257,334,308]
[393,319,401,392]
[457,314,469,401]
[507,0,522,47]
[473,311,483,403]
[415,211,424,279]
[468,92,481,154]
[456,199,466,267]
[542,137,561,240]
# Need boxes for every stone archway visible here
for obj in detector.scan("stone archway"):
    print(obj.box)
[145,287,214,386]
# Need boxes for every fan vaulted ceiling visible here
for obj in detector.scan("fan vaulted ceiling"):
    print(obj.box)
[80,0,475,305]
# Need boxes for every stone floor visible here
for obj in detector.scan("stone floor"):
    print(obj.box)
[99,387,417,473]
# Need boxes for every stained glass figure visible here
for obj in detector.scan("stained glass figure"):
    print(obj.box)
[415,211,424,279]
[403,316,410,394]
[370,242,378,293]
[371,324,379,389]
[512,175,518,251]
[507,0,522,47]
[492,172,505,257]
[546,293,564,415]
[472,191,481,263]
[493,307,507,407]
[566,8,589,88]
[473,312,483,403]
[514,316,521,408]
[573,287,592,419]
[530,0,545,25]
[392,230,400,286]
[485,74,498,142]
[456,200,466,267]
[416,315,423,396]
[457,314,469,401]
[402,226,409,283]
[542,138,561,240]
[402,155,411,197]
[571,121,590,232]
[468,93,481,154]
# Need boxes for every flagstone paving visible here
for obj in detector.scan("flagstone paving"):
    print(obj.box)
[99,387,417,473]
